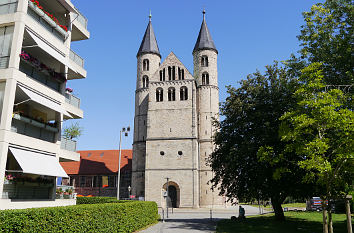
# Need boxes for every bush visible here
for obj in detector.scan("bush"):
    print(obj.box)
[0,201,158,233]
[76,196,133,205]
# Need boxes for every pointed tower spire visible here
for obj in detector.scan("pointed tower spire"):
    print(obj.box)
[193,10,217,54]
[137,13,161,58]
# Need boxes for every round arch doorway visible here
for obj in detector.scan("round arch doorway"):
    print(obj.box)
[163,181,180,208]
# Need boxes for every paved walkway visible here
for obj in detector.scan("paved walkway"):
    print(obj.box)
[140,205,267,233]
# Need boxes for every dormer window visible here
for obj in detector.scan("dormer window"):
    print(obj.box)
[143,59,149,71]
[201,56,208,67]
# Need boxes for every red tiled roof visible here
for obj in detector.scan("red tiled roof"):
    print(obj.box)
[60,150,132,175]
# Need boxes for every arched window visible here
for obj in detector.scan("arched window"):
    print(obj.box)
[168,87,176,101]
[142,75,149,88]
[168,66,172,80]
[143,59,149,71]
[201,56,208,67]
[156,88,163,102]
[172,66,176,80]
[180,86,188,100]
[202,72,209,85]
[178,67,185,80]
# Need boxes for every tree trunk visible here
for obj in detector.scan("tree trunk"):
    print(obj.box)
[346,197,353,233]
[328,205,333,233]
[322,201,329,233]
[271,197,285,221]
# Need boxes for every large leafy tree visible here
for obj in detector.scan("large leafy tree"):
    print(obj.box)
[280,63,354,233]
[298,0,353,86]
[210,63,312,221]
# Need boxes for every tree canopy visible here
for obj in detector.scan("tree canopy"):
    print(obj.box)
[210,63,313,220]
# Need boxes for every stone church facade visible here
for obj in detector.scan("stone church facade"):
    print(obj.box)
[132,12,225,208]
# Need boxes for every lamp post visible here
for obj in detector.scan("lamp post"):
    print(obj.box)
[165,177,170,218]
[128,185,131,199]
[117,126,130,200]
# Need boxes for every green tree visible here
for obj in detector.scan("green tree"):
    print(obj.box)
[63,122,83,140]
[298,0,353,86]
[280,63,354,233]
[210,63,313,221]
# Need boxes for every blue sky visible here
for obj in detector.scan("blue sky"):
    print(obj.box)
[68,0,322,150]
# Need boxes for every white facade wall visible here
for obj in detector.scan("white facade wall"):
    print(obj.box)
[0,0,89,209]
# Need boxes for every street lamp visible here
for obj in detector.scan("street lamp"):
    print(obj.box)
[117,126,130,200]
[128,185,131,199]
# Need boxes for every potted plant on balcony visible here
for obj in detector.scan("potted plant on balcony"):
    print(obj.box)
[63,122,83,140]
[4,174,14,185]
[56,188,63,199]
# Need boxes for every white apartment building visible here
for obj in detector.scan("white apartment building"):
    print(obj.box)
[0,0,89,209]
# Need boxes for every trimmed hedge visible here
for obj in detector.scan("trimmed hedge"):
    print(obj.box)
[0,201,158,233]
[76,196,133,205]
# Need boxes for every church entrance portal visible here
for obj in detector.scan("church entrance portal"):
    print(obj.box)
[163,181,180,208]
[168,185,177,208]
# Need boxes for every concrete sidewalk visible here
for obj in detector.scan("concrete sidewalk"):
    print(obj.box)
[140,205,267,233]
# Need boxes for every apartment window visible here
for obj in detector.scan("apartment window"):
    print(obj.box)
[168,87,176,101]
[143,59,149,71]
[0,25,14,69]
[180,86,188,101]
[201,55,208,67]
[156,88,163,102]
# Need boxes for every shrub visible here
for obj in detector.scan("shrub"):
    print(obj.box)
[0,201,158,233]
[76,196,132,205]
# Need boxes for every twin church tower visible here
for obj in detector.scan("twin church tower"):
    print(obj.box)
[132,11,224,208]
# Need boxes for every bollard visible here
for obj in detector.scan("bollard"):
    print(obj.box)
[210,209,212,221]
[162,209,165,222]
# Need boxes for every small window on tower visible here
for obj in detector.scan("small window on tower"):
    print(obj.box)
[143,59,149,71]
[201,56,208,67]
[160,151,165,156]
[202,72,209,85]
[178,151,183,156]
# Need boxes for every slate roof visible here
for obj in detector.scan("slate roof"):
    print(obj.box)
[60,150,132,175]
[193,12,217,53]
[137,18,161,57]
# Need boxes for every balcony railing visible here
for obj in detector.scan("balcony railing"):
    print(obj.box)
[11,114,58,143]
[69,49,84,68]
[65,92,80,108]
[27,2,68,42]
[74,7,87,29]
[61,137,77,152]
[0,1,17,15]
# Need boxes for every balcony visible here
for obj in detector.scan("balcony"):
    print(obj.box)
[11,114,58,143]
[27,0,69,42]
[65,92,80,108]
[71,8,89,41]
[0,1,18,16]
[69,49,84,68]
[61,137,77,152]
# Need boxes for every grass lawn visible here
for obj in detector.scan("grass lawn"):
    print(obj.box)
[216,212,350,233]
[244,202,306,210]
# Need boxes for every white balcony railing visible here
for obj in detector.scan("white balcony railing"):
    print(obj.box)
[74,7,87,29]
[65,92,80,108]
[69,49,84,68]
[61,137,77,152]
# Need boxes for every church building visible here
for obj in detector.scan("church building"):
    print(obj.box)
[132,11,225,208]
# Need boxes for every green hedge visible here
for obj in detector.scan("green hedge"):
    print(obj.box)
[76,196,133,205]
[0,201,158,233]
